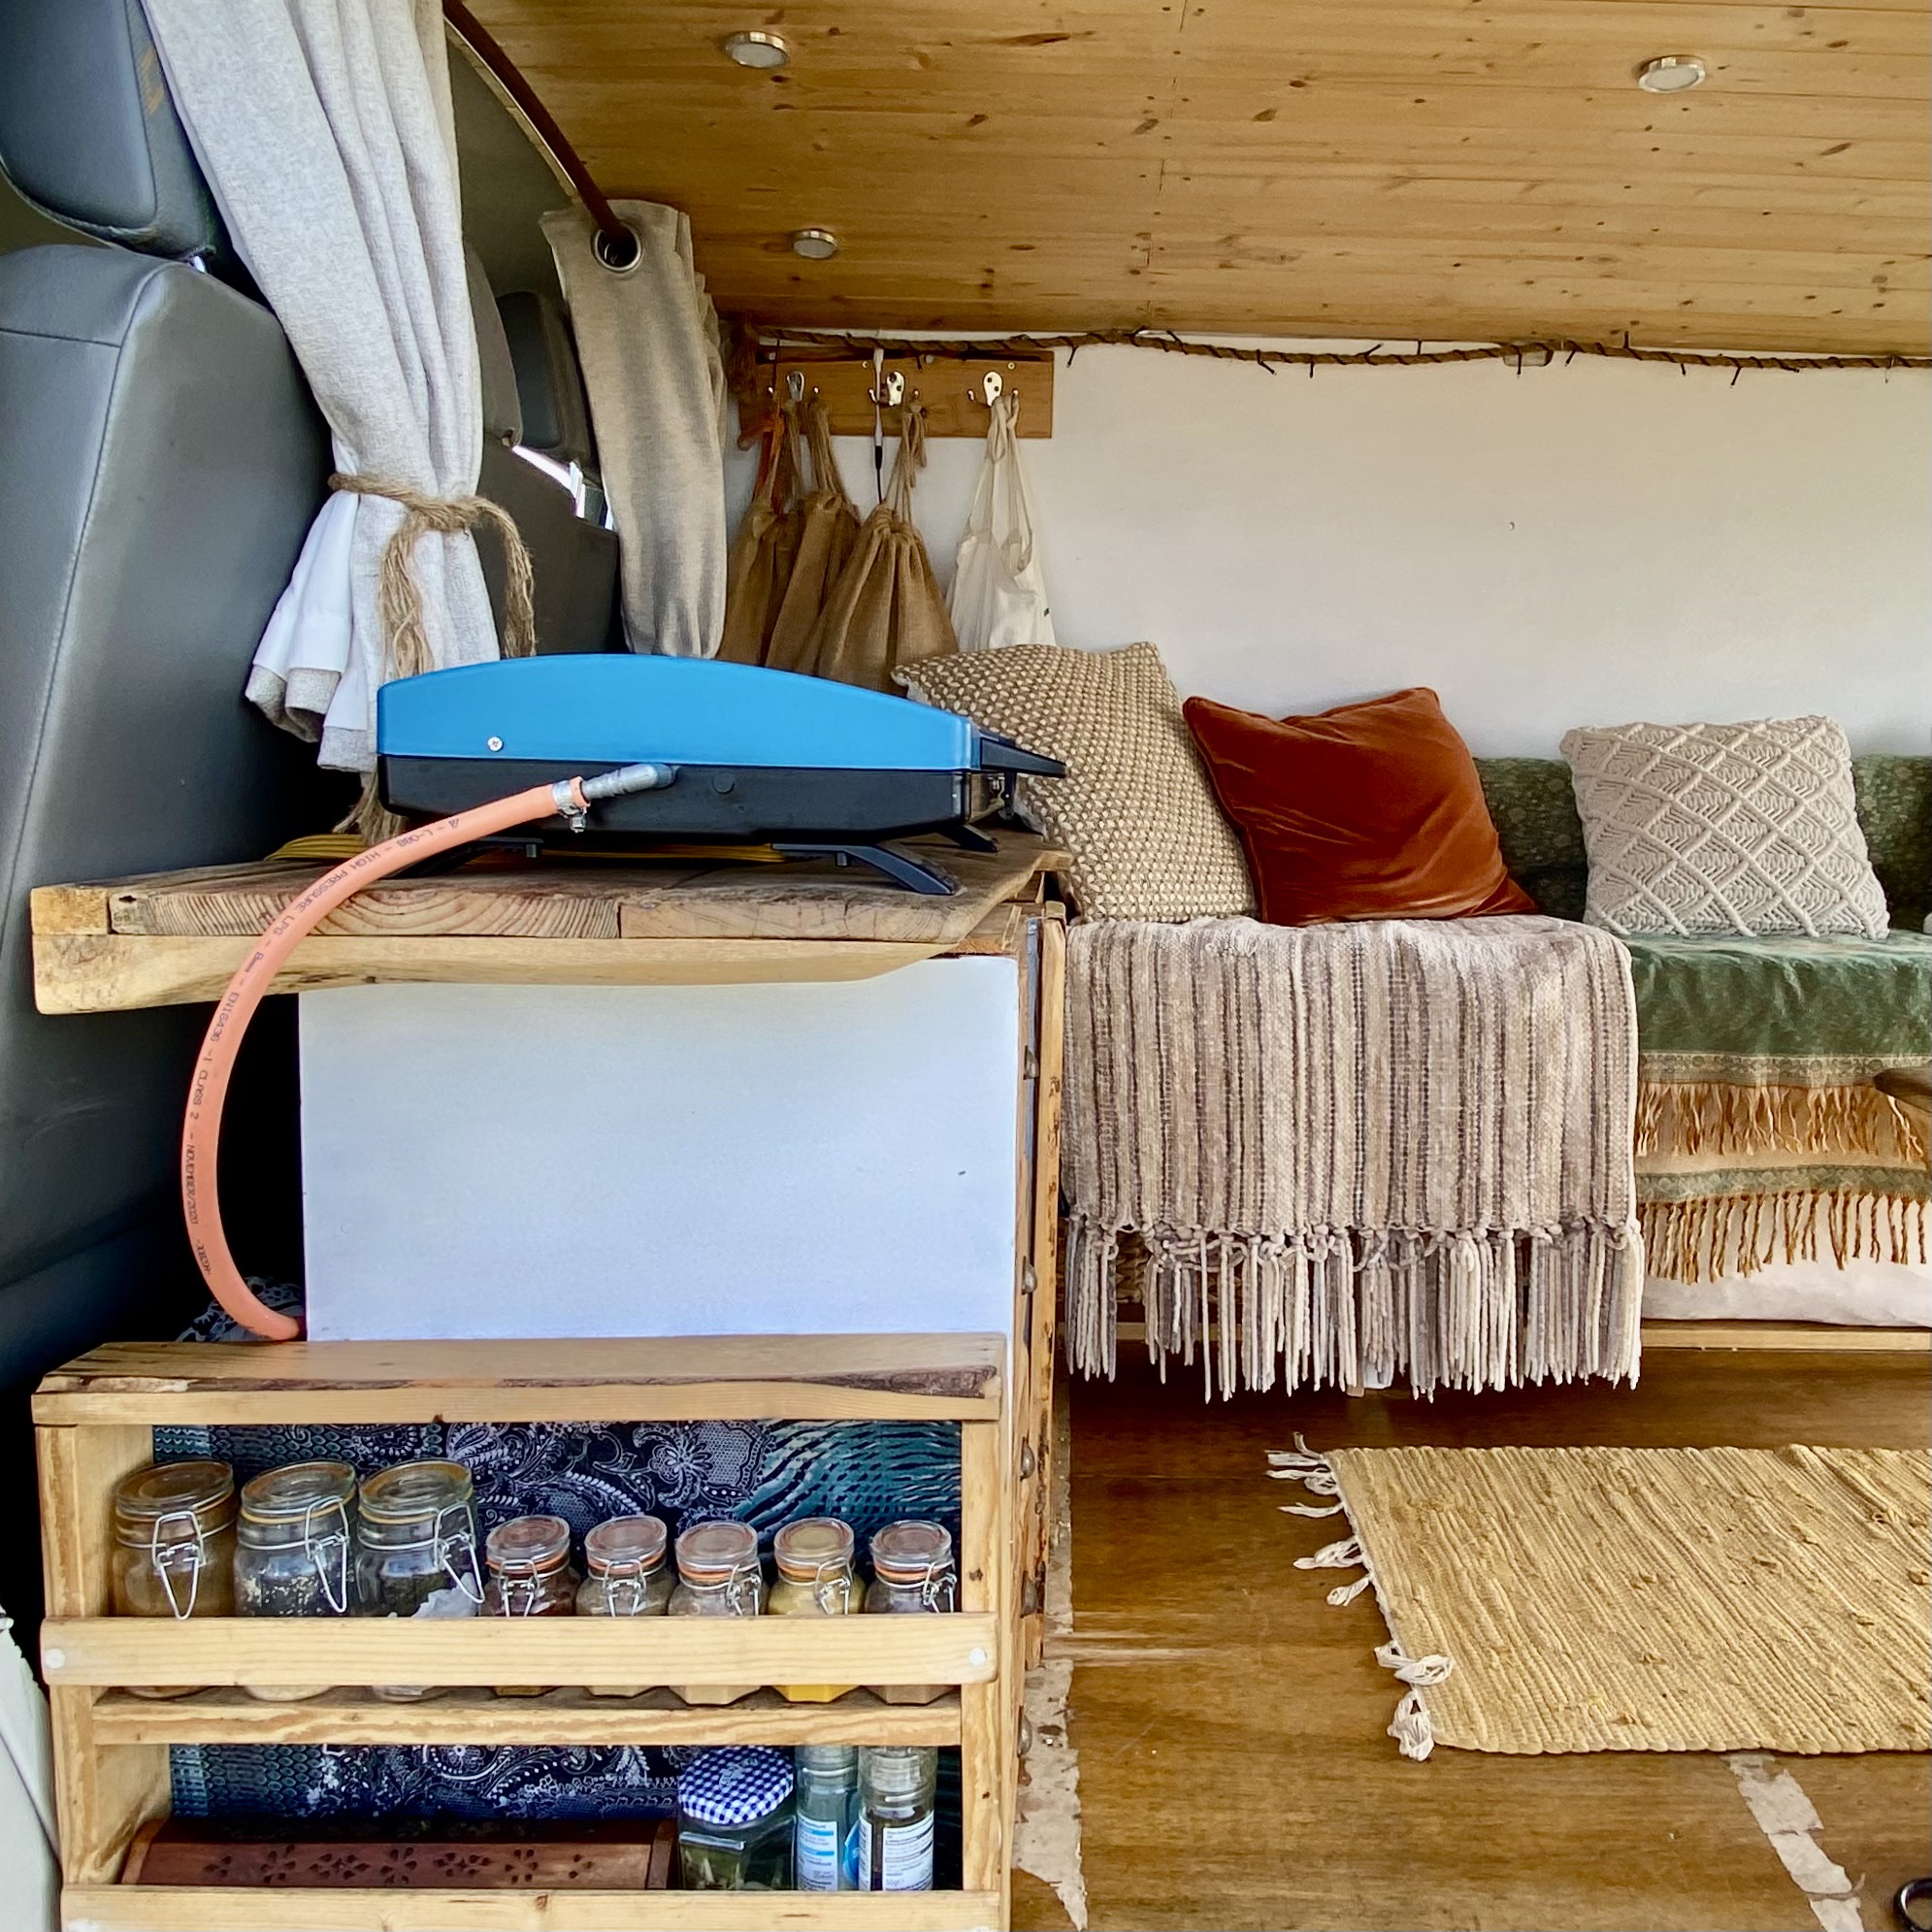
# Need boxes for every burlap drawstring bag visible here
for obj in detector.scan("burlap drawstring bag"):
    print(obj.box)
[765,396,862,674]
[716,406,802,664]
[806,403,957,690]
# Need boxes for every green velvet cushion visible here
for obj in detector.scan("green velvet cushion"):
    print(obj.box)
[1474,754,1929,930]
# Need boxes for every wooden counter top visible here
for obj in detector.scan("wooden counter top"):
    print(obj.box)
[32,830,1061,1012]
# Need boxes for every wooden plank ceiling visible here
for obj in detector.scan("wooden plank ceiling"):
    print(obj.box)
[465,0,1930,353]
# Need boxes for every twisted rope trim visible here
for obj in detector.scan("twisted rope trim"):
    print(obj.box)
[739,324,1930,381]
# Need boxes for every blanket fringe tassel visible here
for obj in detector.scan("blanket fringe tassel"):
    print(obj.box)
[1638,1188,1928,1284]
[1272,1435,1454,1761]
[1068,1216,1645,1399]
[1635,1077,1929,1167]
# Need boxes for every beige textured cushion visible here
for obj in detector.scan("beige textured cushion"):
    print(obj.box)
[901,642,1254,920]
[1561,717,1889,939]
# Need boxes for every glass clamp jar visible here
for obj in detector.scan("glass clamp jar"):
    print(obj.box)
[863,1520,959,1707]
[233,1460,357,1702]
[676,1747,795,1890]
[767,1517,858,1704]
[794,1742,860,1891]
[858,1745,938,1892]
[483,1514,579,1696]
[353,1459,482,1702]
[111,1460,237,1699]
[667,1520,765,1707]
[575,1514,671,1697]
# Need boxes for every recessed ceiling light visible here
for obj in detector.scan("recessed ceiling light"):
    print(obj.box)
[1635,55,1707,93]
[723,30,791,70]
[790,227,838,260]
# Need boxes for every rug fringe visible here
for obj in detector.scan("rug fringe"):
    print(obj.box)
[1273,1439,1453,1762]
[1069,1216,1645,1397]
[1638,1188,1929,1283]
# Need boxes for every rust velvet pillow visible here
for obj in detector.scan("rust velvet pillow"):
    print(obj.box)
[1182,687,1536,925]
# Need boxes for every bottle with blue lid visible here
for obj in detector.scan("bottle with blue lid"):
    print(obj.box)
[675,1746,796,1890]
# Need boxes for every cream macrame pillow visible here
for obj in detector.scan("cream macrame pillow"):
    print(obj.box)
[900,642,1255,921]
[1561,717,1889,938]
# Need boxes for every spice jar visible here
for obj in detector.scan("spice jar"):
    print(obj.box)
[794,1742,860,1891]
[483,1514,578,1696]
[666,1520,764,1707]
[233,1460,356,1702]
[857,1746,937,1892]
[575,1514,671,1697]
[111,1460,237,1699]
[353,1460,481,1702]
[863,1520,958,1706]
[676,1747,795,1890]
[767,1517,858,1704]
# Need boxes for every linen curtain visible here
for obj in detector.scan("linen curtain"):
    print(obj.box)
[145,0,504,776]
[543,201,729,656]
[0,1610,54,1932]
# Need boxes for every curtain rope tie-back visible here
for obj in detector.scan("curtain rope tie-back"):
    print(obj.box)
[329,472,538,677]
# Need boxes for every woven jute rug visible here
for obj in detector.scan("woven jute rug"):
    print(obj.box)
[1271,1442,1932,1758]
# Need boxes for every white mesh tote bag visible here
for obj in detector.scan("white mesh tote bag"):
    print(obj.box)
[948,390,1056,651]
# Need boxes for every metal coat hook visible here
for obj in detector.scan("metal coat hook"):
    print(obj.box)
[978,371,1003,408]
[785,369,805,405]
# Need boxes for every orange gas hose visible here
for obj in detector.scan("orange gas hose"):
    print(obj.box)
[180,779,590,1341]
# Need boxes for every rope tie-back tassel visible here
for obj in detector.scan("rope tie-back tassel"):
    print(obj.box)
[328,472,540,840]
[1375,1641,1455,1762]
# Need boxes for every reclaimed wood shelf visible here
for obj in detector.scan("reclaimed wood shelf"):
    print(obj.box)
[31,829,1061,1012]
[36,1334,1017,1932]
[55,1885,1004,1930]
[89,1685,962,1748]
[35,1333,1004,1425]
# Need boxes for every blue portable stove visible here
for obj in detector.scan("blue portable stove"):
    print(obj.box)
[377,656,1063,894]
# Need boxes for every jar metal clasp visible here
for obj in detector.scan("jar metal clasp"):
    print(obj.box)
[600,1561,646,1616]
[303,1499,352,1614]
[148,1508,208,1620]
[811,1559,853,1616]
[432,1503,484,1603]
[918,1560,958,1613]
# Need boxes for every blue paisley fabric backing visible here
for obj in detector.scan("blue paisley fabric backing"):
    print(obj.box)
[161,1291,961,1825]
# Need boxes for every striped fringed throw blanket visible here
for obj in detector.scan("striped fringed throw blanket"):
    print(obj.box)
[1063,916,1643,1397]
[1625,933,1930,1281]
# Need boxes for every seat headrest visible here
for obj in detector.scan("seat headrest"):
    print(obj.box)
[498,289,596,472]
[465,246,523,448]
[0,0,225,261]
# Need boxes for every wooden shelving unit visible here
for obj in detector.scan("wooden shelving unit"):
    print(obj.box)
[37,1334,1020,1932]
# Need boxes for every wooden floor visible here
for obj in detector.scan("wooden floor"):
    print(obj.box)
[1014,1349,1931,1932]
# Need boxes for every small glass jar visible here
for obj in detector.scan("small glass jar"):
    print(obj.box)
[676,1747,795,1890]
[666,1520,764,1707]
[483,1514,578,1696]
[863,1521,958,1707]
[857,1745,937,1892]
[111,1460,237,1699]
[233,1460,356,1702]
[767,1517,858,1704]
[575,1514,671,1697]
[353,1459,481,1702]
[794,1742,860,1891]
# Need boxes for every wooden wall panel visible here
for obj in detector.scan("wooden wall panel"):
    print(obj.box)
[464,0,1931,353]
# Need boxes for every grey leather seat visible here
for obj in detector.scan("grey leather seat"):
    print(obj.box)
[478,283,620,653]
[0,0,333,1626]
